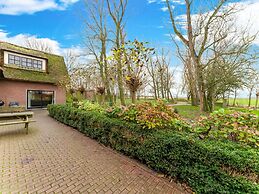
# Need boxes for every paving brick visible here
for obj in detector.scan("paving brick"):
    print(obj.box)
[0,110,190,193]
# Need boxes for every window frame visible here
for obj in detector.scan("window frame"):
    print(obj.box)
[6,52,46,71]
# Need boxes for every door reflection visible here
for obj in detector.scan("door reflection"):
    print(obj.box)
[27,90,54,109]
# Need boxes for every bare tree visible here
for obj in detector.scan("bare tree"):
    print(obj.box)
[83,0,113,104]
[24,38,53,53]
[64,49,80,73]
[106,0,128,105]
[166,0,257,111]
[246,70,259,107]
[146,49,175,101]
[146,57,159,99]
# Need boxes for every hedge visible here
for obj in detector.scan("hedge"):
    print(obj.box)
[48,104,259,194]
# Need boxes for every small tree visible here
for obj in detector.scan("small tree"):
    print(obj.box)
[115,40,155,104]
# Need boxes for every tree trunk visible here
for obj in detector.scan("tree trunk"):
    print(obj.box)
[190,89,199,106]
[153,85,158,99]
[160,76,165,98]
[131,90,137,104]
[116,26,126,106]
[197,65,207,111]
[156,81,160,98]
[185,55,199,106]
[248,88,253,107]
[207,90,215,112]
[169,90,175,103]
[227,91,230,106]
[255,94,258,109]
[102,41,113,105]
[233,89,237,107]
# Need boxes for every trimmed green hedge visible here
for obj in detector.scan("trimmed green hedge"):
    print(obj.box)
[48,104,259,194]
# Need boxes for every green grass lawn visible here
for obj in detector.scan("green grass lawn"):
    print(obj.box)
[115,97,258,107]
[175,105,259,120]
[227,98,257,106]
[173,105,206,120]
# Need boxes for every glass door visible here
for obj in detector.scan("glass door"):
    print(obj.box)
[27,90,54,109]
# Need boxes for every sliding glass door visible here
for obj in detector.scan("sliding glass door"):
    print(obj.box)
[27,90,54,109]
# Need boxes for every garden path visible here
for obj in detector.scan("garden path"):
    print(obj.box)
[0,110,190,193]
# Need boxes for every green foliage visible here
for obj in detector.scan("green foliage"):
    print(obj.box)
[195,109,259,147]
[228,98,258,107]
[106,100,183,129]
[48,104,259,194]
[66,93,74,104]
[138,131,259,194]
[228,107,259,116]
[77,100,104,113]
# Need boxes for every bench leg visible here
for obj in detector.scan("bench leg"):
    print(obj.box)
[25,123,29,134]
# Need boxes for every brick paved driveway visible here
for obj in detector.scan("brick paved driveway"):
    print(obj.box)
[0,110,190,194]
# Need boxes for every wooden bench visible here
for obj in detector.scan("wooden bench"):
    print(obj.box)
[0,112,35,134]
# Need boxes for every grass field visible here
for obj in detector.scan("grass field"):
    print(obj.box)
[116,97,258,107]
[115,98,173,106]
[175,105,259,120]
[227,98,257,107]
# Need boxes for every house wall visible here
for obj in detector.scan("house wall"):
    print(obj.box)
[0,80,66,108]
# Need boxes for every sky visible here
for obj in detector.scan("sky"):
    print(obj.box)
[0,0,258,53]
[0,0,258,96]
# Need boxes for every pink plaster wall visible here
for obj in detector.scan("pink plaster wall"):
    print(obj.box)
[0,79,66,108]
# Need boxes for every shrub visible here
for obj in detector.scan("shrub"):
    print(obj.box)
[195,109,259,147]
[77,100,104,113]
[48,104,259,194]
[106,100,183,130]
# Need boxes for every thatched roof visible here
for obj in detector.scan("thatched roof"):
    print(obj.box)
[0,41,68,84]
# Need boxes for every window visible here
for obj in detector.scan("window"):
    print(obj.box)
[7,53,44,71]
[21,57,27,66]
[27,90,54,109]
[8,54,15,64]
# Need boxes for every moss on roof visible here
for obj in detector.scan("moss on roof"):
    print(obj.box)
[0,41,68,84]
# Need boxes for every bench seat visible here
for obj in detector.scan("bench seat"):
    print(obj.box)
[0,112,35,134]
[0,120,36,126]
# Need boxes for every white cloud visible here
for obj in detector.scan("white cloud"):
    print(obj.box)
[234,0,259,45]
[0,29,61,54]
[0,29,95,67]
[171,0,184,5]
[64,34,77,40]
[0,0,79,15]
[170,0,259,46]
[147,0,184,5]
[160,5,174,12]
[147,0,156,4]
[62,46,96,65]
[60,0,79,4]
[157,25,164,28]
[160,6,168,12]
